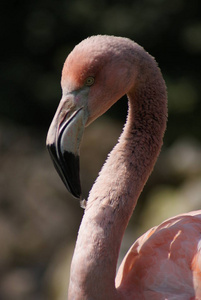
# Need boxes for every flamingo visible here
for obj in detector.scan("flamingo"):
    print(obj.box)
[46,35,201,300]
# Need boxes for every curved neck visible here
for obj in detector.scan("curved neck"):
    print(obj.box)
[68,57,167,300]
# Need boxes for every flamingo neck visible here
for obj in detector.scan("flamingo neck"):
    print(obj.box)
[68,59,167,300]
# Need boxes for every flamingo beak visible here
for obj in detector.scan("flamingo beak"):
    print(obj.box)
[46,99,88,200]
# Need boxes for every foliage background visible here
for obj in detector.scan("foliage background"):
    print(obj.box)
[1,1,201,299]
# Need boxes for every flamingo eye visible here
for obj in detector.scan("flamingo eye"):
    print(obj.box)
[85,76,95,86]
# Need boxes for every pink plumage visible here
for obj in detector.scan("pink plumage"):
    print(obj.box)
[46,35,201,299]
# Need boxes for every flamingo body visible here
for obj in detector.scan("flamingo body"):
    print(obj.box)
[46,35,201,299]
[116,211,201,299]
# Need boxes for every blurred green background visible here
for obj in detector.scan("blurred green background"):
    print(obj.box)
[1,1,201,299]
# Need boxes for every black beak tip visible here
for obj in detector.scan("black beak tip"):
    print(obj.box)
[47,143,82,200]
[65,175,82,199]
[62,150,82,198]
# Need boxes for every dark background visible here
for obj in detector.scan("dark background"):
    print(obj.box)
[1,1,201,299]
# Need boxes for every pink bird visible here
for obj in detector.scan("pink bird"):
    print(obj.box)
[46,35,201,299]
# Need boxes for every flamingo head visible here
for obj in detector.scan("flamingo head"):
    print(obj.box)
[46,35,135,202]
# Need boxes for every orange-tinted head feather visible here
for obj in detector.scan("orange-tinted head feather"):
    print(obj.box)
[61,35,138,124]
